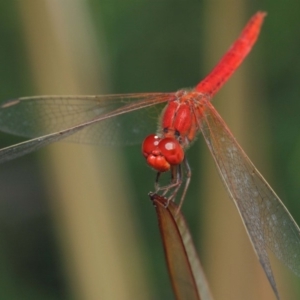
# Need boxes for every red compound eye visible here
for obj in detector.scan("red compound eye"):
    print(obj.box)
[158,138,184,165]
[142,134,161,158]
[142,134,170,172]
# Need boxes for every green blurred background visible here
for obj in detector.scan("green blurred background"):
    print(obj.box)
[0,1,300,299]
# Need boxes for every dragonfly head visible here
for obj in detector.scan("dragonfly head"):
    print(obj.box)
[142,134,184,172]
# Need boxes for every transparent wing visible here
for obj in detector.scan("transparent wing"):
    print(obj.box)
[0,93,171,146]
[0,93,172,163]
[200,102,300,299]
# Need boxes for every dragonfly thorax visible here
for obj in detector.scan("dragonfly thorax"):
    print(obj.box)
[141,90,205,172]
[159,89,206,148]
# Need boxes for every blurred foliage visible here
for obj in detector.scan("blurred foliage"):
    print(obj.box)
[0,0,300,299]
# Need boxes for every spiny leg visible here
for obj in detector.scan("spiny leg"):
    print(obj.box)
[152,157,191,212]
[176,156,191,213]
[154,164,183,206]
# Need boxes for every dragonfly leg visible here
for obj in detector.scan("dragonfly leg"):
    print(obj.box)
[154,164,183,207]
[168,164,183,201]
[153,157,191,211]
[154,172,161,192]
[155,171,175,197]
[176,157,191,213]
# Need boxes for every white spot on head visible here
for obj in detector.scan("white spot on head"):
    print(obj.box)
[165,142,175,150]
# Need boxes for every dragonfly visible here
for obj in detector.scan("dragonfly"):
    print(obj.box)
[0,11,299,299]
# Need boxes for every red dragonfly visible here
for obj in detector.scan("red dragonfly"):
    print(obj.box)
[0,12,299,298]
